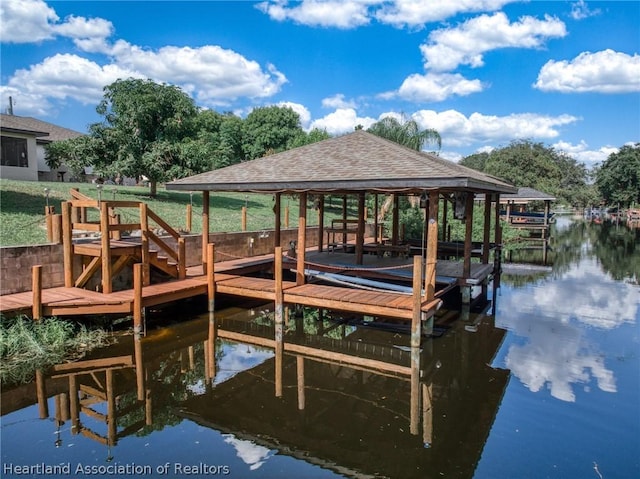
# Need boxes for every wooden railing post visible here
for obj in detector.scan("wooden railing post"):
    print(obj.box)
[133,263,143,335]
[62,201,74,287]
[186,203,192,232]
[32,265,42,320]
[139,203,150,286]
[45,206,55,242]
[241,206,247,231]
[207,243,215,313]
[178,237,186,279]
[100,201,112,294]
[52,214,62,244]
[411,255,422,348]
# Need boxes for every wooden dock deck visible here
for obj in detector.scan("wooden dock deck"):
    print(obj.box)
[0,250,442,323]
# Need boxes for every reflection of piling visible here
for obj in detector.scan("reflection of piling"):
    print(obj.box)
[133,264,143,335]
[274,246,284,397]
[297,356,305,410]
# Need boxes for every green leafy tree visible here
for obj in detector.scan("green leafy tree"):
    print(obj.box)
[241,106,305,160]
[595,143,640,207]
[94,78,199,196]
[459,152,489,172]
[288,127,331,149]
[367,116,441,152]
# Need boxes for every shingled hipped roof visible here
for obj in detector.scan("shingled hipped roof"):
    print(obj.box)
[167,130,516,194]
[0,114,84,142]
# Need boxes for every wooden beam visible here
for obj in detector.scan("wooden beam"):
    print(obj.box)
[463,192,474,278]
[32,265,42,320]
[356,193,365,264]
[75,257,101,288]
[62,201,73,287]
[425,191,439,301]
[482,193,492,264]
[296,192,307,286]
[202,191,210,273]
[100,201,112,294]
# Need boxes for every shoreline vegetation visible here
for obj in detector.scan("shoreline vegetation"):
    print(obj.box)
[0,315,111,385]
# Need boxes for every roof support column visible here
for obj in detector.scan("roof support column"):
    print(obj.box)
[317,195,325,252]
[392,195,400,245]
[202,191,210,274]
[296,192,307,286]
[463,192,474,280]
[356,192,365,264]
[373,194,380,243]
[482,193,492,265]
[274,193,281,250]
[424,190,439,301]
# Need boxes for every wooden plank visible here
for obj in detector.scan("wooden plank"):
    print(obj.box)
[75,257,101,288]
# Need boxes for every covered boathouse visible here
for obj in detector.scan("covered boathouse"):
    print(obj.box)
[167,130,516,346]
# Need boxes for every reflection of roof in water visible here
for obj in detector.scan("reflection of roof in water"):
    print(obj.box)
[177,318,509,479]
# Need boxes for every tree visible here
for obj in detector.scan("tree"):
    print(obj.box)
[241,106,305,160]
[595,143,640,207]
[459,152,489,172]
[94,78,199,196]
[287,128,331,149]
[367,116,441,152]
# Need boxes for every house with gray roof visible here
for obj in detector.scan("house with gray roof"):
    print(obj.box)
[0,114,84,182]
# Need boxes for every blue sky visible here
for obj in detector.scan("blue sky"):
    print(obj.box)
[1,1,639,168]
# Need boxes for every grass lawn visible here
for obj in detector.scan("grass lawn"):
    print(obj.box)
[0,179,354,247]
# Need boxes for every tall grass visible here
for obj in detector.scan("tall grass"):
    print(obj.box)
[0,315,110,384]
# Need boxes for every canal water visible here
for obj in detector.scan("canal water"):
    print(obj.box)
[1,217,639,478]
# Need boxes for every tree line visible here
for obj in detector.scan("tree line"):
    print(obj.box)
[47,78,639,207]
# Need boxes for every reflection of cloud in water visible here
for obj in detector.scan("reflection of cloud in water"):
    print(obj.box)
[502,258,638,330]
[497,258,637,402]
[503,315,616,402]
[223,434,275,470]
[215,342,274,385]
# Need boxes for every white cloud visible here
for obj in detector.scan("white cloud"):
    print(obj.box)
[385,72,484,102]
[552,140,618,169]
[255,0,375,29]
[421,12,567,72]
[0,0,58,43]
[411,109,578,147]
[276,101,312,128]
[2,53,139,107]
[570,0,601,21]
[0,0,114,48]
[309,108,377,135]
[321,93,357,109]
[374,0,515,29]
[535,49,640,94]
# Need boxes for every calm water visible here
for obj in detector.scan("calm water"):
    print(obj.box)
[2,217,639,479]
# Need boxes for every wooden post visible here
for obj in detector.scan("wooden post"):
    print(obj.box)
[178,237,186,279]
[207,243,215,314]
[425,191,439,301]
[296,192,307,286]
[392,194,400,245]
[356,192,365,264]
[69,375,79,434]
[284,204,290,228]
[341,195,348,247]
[463,193,474,279]
[442,195,448,242]
[482,194,492,264]
[411,254,422,348]
[274,193,281,250]
[297,356,305,410]
[106,369,116,446]
[410,346,420,435]
[423,382,433,447]
[32,265,42,320]
[36,369,49,419]
[45,206,54,242]
[206,311,217,382]
[241,206,247,231]
[134,334,145,401]
[374,194,379,243]
[52,214,62,244]
[100,201,112,293]
[202,191,210,273]
[62,201,73,287]
[133,263,143,335]
[317,195,325,252]
[139,203,150,286]
[186,203,192,232]
[274,245,285,397]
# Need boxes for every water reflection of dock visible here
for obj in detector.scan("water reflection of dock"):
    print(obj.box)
[1,305,509,478]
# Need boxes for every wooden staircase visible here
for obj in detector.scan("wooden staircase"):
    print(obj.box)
[63,189,186,294]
